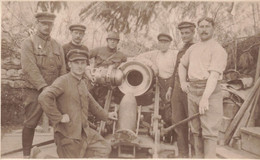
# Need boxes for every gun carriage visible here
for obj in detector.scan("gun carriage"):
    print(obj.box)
[90,60,175,158]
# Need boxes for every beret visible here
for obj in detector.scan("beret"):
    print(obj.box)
[157,33,172,42]
[69,24,86,32]
[67,49,88,61]
[35,12,56,22]
[178,21,196,29]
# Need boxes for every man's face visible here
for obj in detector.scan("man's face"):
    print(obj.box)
[68,59,87,76]
[197,20,214,41]
[158,40,170,53]
[37,21,54,35]
[71,30,85,44]
[180,28,194,43]
[107,38,119,49]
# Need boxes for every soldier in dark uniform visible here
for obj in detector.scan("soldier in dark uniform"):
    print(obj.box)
[171,21,196,158]
[20,12,66,158]
[63,24,89,72]
[38,49,117,158]
[89,31,127,106]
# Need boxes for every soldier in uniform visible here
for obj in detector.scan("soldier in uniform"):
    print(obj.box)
[38,49,117,158]
[20,12,66,158]
[179,17,227,158]
[89,31,127,106]
[171,21,196,158]
[136,33,178,130]
[63,24,89,72]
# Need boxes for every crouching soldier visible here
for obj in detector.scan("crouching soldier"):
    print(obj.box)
[38,49,117,158]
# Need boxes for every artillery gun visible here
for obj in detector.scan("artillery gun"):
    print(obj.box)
[92,60,176,158]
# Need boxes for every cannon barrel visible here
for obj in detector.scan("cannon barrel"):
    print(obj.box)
[118,61,154,96]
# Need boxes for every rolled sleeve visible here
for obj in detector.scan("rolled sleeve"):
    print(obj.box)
[208,46,228,74]
[21,39,47,90]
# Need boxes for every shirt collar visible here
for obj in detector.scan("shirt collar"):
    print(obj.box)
[36,31,51,41]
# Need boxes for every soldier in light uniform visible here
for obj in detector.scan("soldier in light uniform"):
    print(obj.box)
[136,33,178,130]
[89,31,127,106]
[20,12,66,158]
[178,17,228,158]
[171,21,196,158]
[63,24,89,72]
[38,49,117,158]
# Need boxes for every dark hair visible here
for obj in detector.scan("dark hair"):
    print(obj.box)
[197,17,215,27]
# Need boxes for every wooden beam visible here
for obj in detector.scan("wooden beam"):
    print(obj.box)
[224,78,260,144]
[255,47,260,80]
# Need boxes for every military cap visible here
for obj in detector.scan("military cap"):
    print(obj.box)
[35,12,56,23]
[107,31,120,40]
[178,21,196,29]
[69,24,86,32]
[67,49,88,61]
[157,33,172,42]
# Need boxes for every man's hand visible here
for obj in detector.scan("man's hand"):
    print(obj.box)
[108,112,118,121]
[165,87,172,101]
[61,114,70,123]
[180,81,190,93]
[199,97,209,114]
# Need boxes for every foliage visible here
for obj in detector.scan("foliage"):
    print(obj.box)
[1,85,24,125]
[36,1,68,13]
[79,2,160,33]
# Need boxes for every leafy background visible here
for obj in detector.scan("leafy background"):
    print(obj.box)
[1,1,260,126]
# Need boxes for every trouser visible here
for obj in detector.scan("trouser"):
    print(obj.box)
[171,80,189,157]
[158,77,172,126]
[54,128,111,158]
[187,82,223,158]
[22,89,43,156]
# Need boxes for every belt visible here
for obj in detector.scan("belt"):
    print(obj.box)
[188,79,221,88]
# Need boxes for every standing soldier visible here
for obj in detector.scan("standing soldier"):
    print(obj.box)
[38,49,117,158]
[63,24,89,72]
[178,17,227,158]
[89,31,126,69]
[136,32,178,130]
[20,12,66,158]
[89,31,127,106]
[171,21,196,158]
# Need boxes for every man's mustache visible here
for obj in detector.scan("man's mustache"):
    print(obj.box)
[201,32,208,35]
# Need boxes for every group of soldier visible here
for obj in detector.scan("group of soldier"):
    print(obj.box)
[20,12,227,159]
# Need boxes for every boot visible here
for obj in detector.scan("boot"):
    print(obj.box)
[193,134,204,158]
[22,127,35,157]
[204,138,217,158]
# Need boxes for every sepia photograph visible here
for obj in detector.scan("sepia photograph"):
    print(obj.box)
[1,0,260,159]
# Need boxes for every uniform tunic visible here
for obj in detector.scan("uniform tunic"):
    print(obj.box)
[180,39,228,140]
[21,32,66,128]
[63,42,89,71]
[89,46,127,68]
[38,73,111,158]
